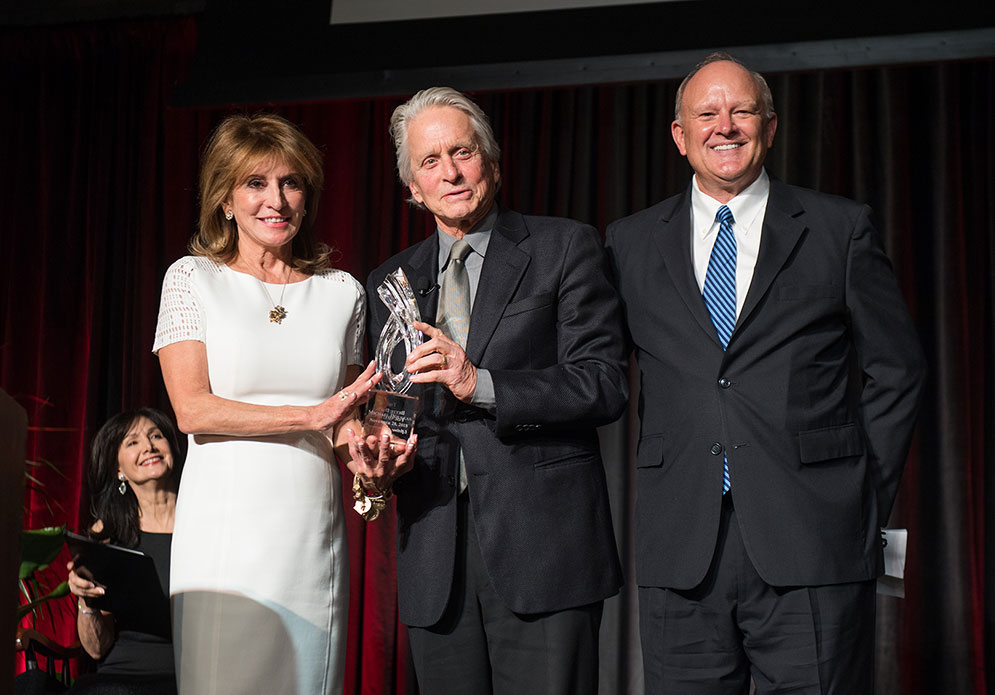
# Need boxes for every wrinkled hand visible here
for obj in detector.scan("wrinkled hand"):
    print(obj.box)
[346,426,417,492]
[311,361,381,431]
[67,560,105,603]
[406,321,477,402]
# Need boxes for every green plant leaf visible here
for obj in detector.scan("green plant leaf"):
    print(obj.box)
[27,458,67,479]
[16,580,70,621]
[19,526,67,579]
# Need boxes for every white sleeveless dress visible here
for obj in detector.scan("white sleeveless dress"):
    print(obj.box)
[153,256,364,695]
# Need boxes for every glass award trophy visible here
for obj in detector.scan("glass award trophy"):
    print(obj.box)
[363,268,424,438]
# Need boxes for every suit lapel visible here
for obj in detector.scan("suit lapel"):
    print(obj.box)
[652,188,720,345]
[735,180,806,334]
[465,208,530,364]
[403,234,440,324]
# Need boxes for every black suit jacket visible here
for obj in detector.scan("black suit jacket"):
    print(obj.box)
[367,206,627,627]
[605,179,926,590]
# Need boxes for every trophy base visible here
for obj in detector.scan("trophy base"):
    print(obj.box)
[363,390,418,439]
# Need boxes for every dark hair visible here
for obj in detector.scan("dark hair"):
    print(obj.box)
[87,408,184,548]
[190,113,330,273]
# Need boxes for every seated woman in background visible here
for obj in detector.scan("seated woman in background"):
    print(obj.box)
[66,407,183,695]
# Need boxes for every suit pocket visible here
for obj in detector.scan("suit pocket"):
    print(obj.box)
[502,292,554,318]
[636,433,665,469]
[778,284,840,301]
[797,423,865,463]
[534,451,594,471]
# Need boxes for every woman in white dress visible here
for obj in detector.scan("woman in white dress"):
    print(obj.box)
[153,114,414,695]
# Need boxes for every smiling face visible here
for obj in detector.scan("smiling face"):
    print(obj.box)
[672,60,777,203]
[117,416,174,489]
[406,106,499,238]
[224,157,307,255]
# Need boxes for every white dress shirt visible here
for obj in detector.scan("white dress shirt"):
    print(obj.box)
[690,169,770,321]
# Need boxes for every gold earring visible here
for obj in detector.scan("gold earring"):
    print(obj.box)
[224,209,234,220]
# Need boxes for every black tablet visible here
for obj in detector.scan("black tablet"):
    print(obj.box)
[64,530,166,614]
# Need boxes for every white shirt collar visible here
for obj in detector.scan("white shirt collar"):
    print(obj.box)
[690,169,770,239]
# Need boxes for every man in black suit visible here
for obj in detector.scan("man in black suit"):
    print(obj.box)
[606,54,926,693]
[366,87,627,695]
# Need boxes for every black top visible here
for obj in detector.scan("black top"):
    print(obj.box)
[96,532,173,676]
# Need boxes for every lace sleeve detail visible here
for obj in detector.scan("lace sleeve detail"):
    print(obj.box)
[152,257,207,354]
[348,276,366,365]
[317,269,366,365]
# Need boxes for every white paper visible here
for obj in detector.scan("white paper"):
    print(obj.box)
[876,528,908,598]
[882,528,908,579]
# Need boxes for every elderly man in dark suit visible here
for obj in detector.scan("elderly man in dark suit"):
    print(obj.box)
[606,54,926,694]
[366,87,627,695]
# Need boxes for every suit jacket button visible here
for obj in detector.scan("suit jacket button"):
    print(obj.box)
[710,442,723,456]
[447,475,455,487]
[718,377,731,389]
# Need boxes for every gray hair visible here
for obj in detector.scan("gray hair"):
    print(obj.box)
[389,86,502,186]
[674,52,775,124]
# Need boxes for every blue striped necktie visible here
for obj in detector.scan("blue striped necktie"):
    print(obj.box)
[703,205,736,494]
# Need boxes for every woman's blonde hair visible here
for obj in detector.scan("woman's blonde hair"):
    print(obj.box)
[191,113,330,273]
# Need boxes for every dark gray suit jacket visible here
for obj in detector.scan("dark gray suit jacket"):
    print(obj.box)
[605,179,926,590]
[367,206,627,627]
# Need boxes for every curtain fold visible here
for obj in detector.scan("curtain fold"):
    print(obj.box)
[2,17,991,694]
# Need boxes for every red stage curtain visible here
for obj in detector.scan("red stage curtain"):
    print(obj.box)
[2,15,992,695]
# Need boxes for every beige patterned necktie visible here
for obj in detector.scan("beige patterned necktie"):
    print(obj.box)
[437,239,472,347]
[437,238,472,491]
